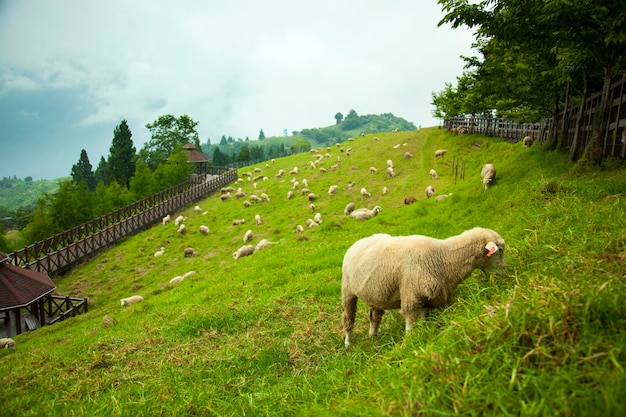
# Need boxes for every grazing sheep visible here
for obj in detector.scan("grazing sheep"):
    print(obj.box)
[233,245,255,259]
[290,167,299,175]
[309,203,316,212]
[287,190,294,200]
[250,194,261,203]
[522,136,533,147]
[0,338,16,349]
[177,224,187,234]
[255,214,263,226]
[360,188,371,198]
[328,185,339,196]
[243,200,251,208]
[232,218,245,226]
[404,196,417,205]
[341,227,506,347]
[404,151,413,158]
[386,166,396,178]
[183,247,196,257]
[275,169,285,178]
[182,270,196,279]
[254,239,275,252]
[435,193,452,201]
[221,187,235,193]
[387,159,394,168]
[481,164,496,190]
[199,225,210,235]
[162,214,171,225]
[154,246,165,257]
[425,185,435,199]
[314,212,322,224]
[243,229,254,243]
[260,193,270,202]
[382,186,388,196]
[307,192,316,202]
[174,215,185,226]
[369,167,378,174]
[194,205,201,214]
[170,275,185,284]
[306,219,319,228]
[349,206,383,221]
[429,169,438,179]
[296,225,304,233]
[344,202,356,215]
[121,295,144,307]
[234,191,246,199]
[434,149,448,160]
[221,192,231,202]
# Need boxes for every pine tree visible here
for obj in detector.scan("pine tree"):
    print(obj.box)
[70,149,95,191]
[94,156,107,186]
[107,120,136,188]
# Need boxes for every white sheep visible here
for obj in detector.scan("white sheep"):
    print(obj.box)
[425,185,435,199]
[349,206,383,221]
[328,185,339,196]
[233,244,255,259]
[308,193,317,202]
[481,164,496,190]
[382,186,388,196]
[220,192,231,202]
[434,149,448,160]
[369,167,378,174]
[199,225,210,235]
[387,159,393,168]
[344,202,356,215]
[435,193,452,201]
[314,212,322,224]
[295,225,304,233]
[255,214,263,226]
[183,247,196,257]
[177,224,187,234]
[404,151,413,158]
[254,239,275,252]
[232,218,245,226]
[429,169,438,179]
[243,229,254,243]
[287,190,294,200]
[182,270,196,279]
[522,136,533,147]
[170,275,185,284]
[162,214,171,225]
[154,246,165,257]
[174,215,185,226]
[260,193,270,202]
[360,188,371,198]
[386,166,396,178]
[341,227,506,347]
[194,205,201,214]
[309,203,316,212]
[121,295,144,307]
[0,338,16,349]
[306,218,319,228]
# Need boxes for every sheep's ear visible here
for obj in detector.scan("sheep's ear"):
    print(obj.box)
[485,242,499,257]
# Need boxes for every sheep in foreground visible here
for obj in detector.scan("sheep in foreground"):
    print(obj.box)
[344,202,356,215]
[121,295,144,307]
[434,149,448,160]
[425,185,435,199]
[341,227,506,347]
[481,163,496,190]
[0,338,16,349]
[199,225,210,235]
[233,244,255,259]
[349,206,383,221]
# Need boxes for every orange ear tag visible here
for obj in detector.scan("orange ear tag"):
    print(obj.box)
[486,246,497,257]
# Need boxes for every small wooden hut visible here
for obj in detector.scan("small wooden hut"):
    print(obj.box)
[183,142,210,175]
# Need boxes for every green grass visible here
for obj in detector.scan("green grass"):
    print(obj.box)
[1,128,624,416]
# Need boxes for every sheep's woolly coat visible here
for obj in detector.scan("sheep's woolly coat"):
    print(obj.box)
[341,227,505,347]
[481,164,496,189]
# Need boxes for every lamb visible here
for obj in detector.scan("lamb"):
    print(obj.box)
[369,167,378,174]
[429,169,438,179]
[387,159,394,168]
[425,185,435,199]
[287,190,294,200]
[341,227,506,347]
[314,212,322,224]
[404,151,413,158]
[199,225,210,235]
[386,166,396,178]
[162,214,171,225]
[194,205,201,214]
[255,214,263,226]
[328,185,339,196]
[174,215,185,226]
[344,202,356,215]
[309,203,316,212]
[243,200,251,208]
[243,229,254,243]
[360,188,371,198]
[254,239,275,252]
[382,186,388,196]
[177,224,187,234]
[0,338,16,349]
[121,295,144,307]
[481,163,496,190]
[349,206,383,221]
[183,247,196,257]
[434,149,448,160]
[233,244,255,259]
[522,136,533,147]
[232,218,245,226]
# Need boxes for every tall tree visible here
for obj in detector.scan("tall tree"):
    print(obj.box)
[107,120,136,188]
[70,149,95,191]
[212,147,229,166]
[334,112,344,124]
[94,156,107,186]
[140,115,200,169]
[258,129,266,141]
[129,159,155,200]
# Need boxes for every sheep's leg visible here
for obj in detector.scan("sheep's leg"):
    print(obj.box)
[342,293,358,348]
[368,308,384,338]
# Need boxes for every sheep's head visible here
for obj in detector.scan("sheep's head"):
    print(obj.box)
[480,239,506,276]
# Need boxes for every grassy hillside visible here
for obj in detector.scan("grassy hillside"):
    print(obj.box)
[0,177,62,210]
[1,128,624,416]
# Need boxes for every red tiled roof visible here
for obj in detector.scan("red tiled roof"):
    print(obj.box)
[183,143,210,163]
[0,252,56,310]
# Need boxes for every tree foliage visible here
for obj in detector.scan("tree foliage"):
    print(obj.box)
[140,115,200,170]
[107,120,136,188]
[70,149,95,191]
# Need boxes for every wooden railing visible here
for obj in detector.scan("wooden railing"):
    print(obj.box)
[6,166,238,276]
[46,295,89,324]
[445,76,626,159]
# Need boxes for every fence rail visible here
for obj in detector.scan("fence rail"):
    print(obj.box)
[6,166,238,276]
[445,76,626,159]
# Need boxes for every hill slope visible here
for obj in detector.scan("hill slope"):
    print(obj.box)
[1,128,625,416]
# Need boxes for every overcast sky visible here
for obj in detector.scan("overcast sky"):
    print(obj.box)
[0,0,475,180]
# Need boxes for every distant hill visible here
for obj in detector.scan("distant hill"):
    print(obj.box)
[0,176,62,210]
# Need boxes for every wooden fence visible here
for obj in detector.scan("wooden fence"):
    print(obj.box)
[5,166,238,276]
[445,76,626,159]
